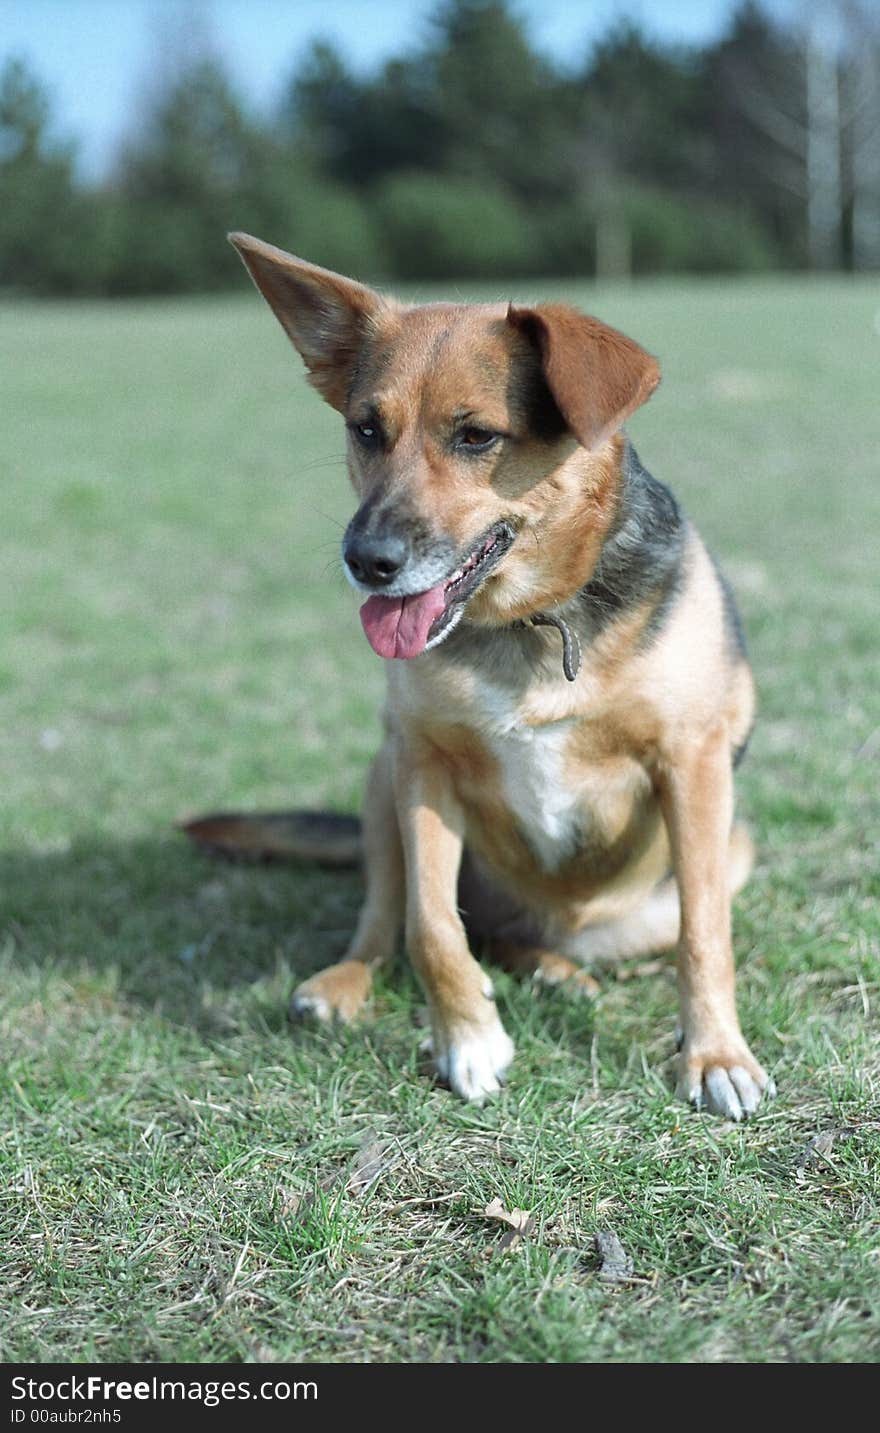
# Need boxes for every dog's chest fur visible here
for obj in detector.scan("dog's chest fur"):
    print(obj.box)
[440,673,648,876]
[484,710,582,870]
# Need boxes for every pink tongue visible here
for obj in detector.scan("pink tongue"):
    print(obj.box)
[360,584,448,660]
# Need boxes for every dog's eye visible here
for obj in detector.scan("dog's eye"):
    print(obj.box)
[457,427,499,452]
[351,421,380,447]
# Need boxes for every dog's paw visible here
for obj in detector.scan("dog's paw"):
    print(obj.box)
[533,959,600,997]
[431,1010,515,1102]
[676,1035,776,1122]
[289,959,372,1025]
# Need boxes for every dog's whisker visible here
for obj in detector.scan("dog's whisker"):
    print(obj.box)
[305,506,348,531]
[296,453,348,475]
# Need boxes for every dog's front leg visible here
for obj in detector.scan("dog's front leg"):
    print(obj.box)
[658,722,774,1121]
[291,742,403,1022]
[394,741,514,1101]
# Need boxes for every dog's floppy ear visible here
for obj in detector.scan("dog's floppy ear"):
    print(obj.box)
[228,232,386,412]
[507,303,660,451]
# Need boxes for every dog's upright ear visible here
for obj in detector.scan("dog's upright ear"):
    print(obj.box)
[507,303,660,452]
[228,232,387,412]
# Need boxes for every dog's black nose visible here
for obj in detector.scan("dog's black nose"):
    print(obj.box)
[344,532,408,586]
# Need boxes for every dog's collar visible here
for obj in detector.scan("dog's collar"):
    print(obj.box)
[510,612,581,682]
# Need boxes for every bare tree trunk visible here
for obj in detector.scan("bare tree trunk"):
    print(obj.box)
[851,36,880,269]
[806,16,842,268]
[595,201,631,281]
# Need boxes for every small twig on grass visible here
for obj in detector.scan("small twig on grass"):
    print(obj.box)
[386,1191,466,1216]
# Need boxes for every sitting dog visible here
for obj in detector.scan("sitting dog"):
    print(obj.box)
[190,232,774,1122]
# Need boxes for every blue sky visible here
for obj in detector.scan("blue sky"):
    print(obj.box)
[2,0,797,179]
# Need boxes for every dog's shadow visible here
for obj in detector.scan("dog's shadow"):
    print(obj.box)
[3,832,603,1052]
[2,833,365,1036]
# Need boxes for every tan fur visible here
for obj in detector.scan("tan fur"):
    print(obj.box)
[231,233,771,1116]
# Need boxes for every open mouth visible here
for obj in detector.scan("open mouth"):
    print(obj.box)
[359,521,515,661]
[428,521,515,643]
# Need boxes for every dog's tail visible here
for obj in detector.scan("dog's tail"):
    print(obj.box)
[178,810,363,868]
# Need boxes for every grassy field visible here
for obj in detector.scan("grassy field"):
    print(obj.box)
[1,276,879,1364]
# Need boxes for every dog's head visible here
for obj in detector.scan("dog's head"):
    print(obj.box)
[230,233,660,661]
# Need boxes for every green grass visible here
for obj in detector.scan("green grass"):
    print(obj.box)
[1,277,879,1363]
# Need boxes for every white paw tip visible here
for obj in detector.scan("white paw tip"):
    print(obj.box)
[434,1019,515,1103]
[289,991,331,1023]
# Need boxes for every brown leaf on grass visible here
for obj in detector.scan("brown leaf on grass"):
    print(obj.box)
[275,1186,302,1220]
[275,1184,327,1222]
[594,1229,634,1284]
[277,1131,398,1219]
[274,1168,336,1222]
[483,1196,535,1252]
[274,1144,389,1227]
[347,1129,396,1197]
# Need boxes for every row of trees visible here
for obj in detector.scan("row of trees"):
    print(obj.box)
[2,0,879,294]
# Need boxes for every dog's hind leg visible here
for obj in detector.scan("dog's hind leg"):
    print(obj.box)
[489,824,753,983]
[457,854,598,994]
[561,822,753,967]
[563,879,681,965]
[488,942,601,995]
[290,742,403,1024]
[567,821,753,966]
